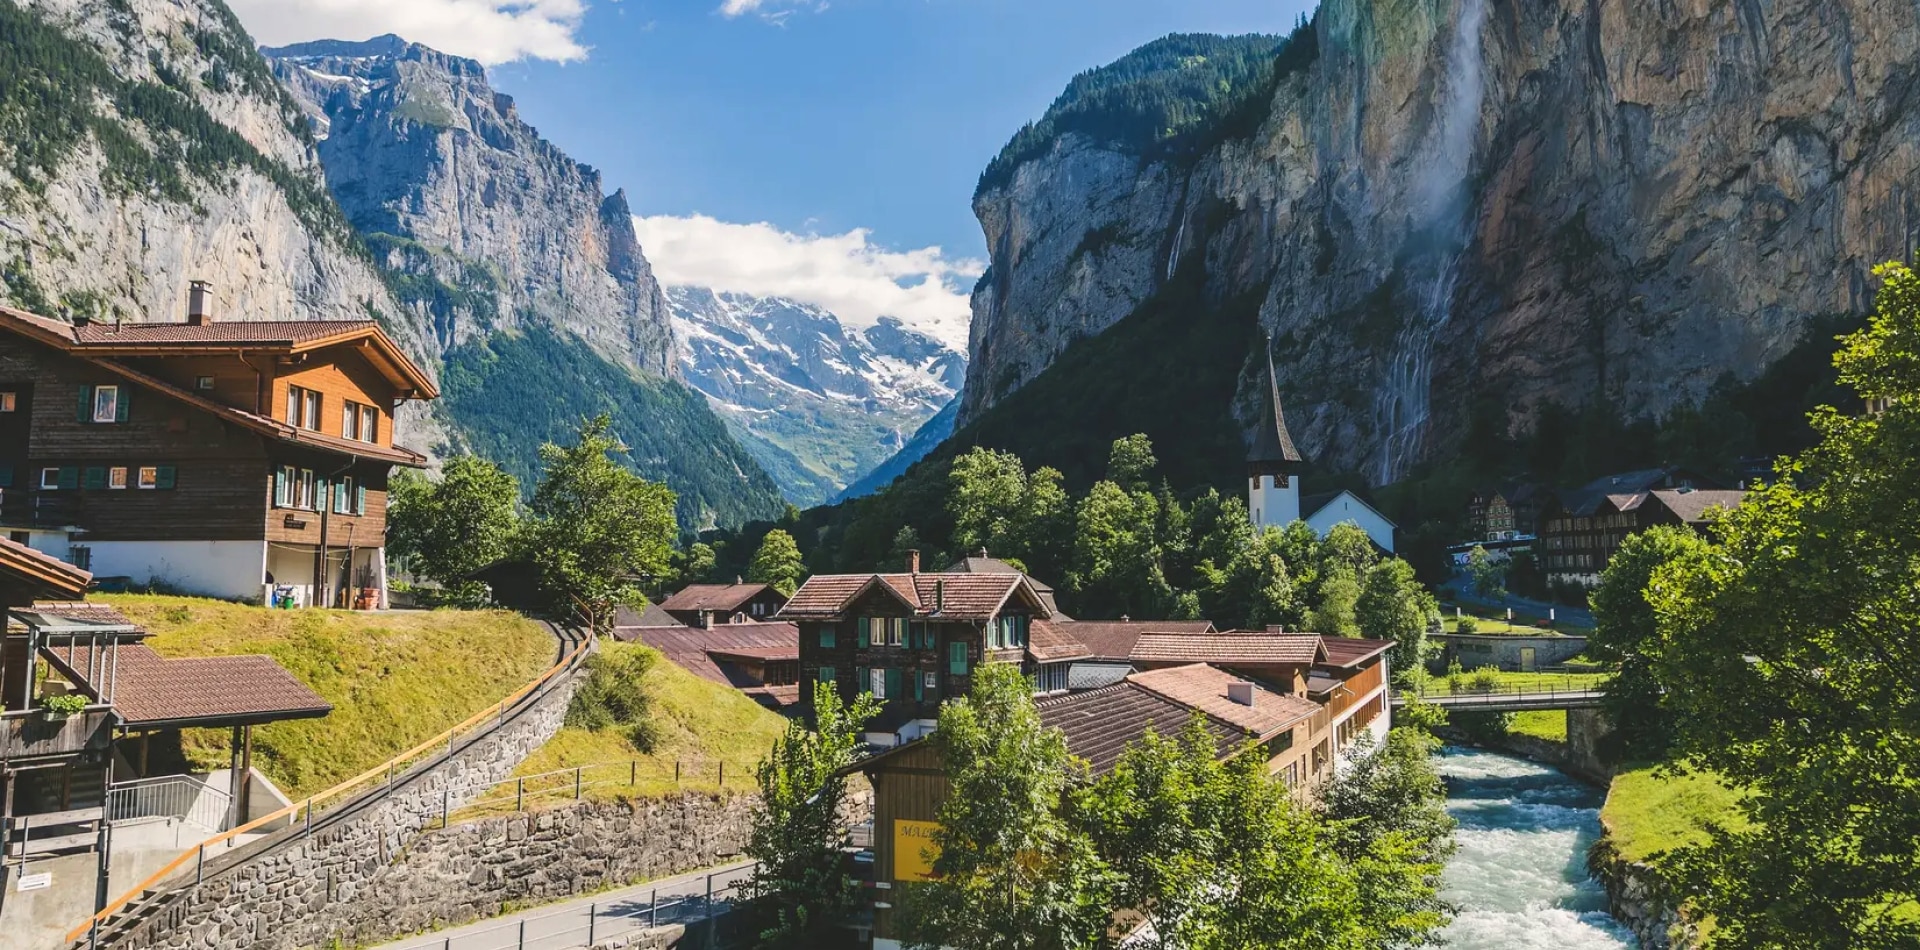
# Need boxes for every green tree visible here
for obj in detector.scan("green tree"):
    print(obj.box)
[522,414,678,628]
[1587,525,1705,761]
[948,447,1030,557]
[748,528,807,596]
[1207,525,1302,630]
[1309,567,1362,638]
[1644,262,1920,948]
[1069,480,1173,618]
[1318,522,1379,578]
[1356,559,1438,677]
[1014,466,1074,583]
[386,456,520,602]
[1317,729,1455,949]
[1465,545,1507,599]
[745,682,881,948]
[674,541,718,588]
[1106,433,1158,493]
[896,665,1113,950]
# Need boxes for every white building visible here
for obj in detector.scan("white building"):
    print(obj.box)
[1247,347,1397,553]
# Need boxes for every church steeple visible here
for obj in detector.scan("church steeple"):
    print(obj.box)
[1248,340,1304,530]
[1248,342,1304,475]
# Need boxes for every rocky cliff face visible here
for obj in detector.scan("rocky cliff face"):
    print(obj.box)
[0,0,420,359]
[965,0,1920,483]
[263,35,676,377]
[669,286,963,505]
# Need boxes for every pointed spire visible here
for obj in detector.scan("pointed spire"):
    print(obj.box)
[1248,336,1304,469]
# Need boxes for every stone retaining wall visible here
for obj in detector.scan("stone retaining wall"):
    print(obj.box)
[99,661,584,950]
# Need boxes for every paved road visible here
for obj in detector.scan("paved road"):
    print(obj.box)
[371,860,756,950]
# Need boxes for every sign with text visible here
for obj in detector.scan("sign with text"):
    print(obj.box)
[893,819,941,882]
[17,872,51,892]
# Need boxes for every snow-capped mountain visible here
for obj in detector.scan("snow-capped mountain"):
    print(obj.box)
[668,287,966,506]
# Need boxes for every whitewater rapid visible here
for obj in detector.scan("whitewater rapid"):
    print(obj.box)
[1435,746,1640,949]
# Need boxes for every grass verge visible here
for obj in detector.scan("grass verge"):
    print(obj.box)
[102,595,554,799]
[1600,763,1749,864]
[1507,710,1568,743]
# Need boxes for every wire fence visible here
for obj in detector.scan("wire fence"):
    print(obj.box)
[380,863,757,950]
[105,775,233,833]
[448,758,752,822]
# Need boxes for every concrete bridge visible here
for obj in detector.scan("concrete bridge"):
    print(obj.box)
[1390,687,1607,713]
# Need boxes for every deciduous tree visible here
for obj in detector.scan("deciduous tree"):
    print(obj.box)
[1356,559,1438,677]
[522,415,677,627]
[386,455,520,603]
[748,528,807,596]
[1587,525,1704,761]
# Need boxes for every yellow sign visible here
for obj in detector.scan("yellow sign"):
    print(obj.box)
[893,819,941,882]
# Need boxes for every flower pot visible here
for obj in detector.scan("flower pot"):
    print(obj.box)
[41,708,73,722]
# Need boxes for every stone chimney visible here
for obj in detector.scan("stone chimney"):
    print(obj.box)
[1228,681,1256,707]
[906,549,921,573]
[187,281,213,326]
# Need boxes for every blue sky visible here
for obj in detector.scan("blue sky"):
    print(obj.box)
[234,0,1316,346]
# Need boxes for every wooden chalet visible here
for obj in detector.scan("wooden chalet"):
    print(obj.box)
[654,582,788,628]
[1537,467,1741,586]
[0,287,438,607]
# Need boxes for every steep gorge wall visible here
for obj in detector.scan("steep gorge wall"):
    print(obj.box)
[965,0,1920,482]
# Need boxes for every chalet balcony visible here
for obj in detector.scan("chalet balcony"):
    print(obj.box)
[0,706,115,766]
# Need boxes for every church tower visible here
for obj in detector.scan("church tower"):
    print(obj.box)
[1248,343,1305,530]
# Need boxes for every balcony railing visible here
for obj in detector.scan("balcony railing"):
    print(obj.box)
[0,706,114,764]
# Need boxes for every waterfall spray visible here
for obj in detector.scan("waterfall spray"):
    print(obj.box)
[1373,0,1490,484]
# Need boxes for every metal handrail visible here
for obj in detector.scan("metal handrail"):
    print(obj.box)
[380,863,755,950]
[67,638,593,945]
[105,775,231,832]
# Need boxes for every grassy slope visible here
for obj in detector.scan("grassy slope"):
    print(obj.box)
[105,595,554,799]
[1507,710,1568,742]
[1601,764,1749,864]
[480,643,787,810]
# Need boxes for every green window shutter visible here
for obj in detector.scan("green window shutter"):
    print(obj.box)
[76,385,92,423]
[356,484,367,515]
[273,468,289,507]
[114,388,130,423]
[856,617,870,648]
[57,466,79,490]
[819,626,835,649]
[82,466,106,490]
[949,641,968,676]
[818,666,834,683]
[913,670,924,701]
[855,666,870,695]
[886,667,902,698]
[155,465,175,490]
[0,465,12,488]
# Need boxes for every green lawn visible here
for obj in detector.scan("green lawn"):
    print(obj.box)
[467,642,788,814]
[103,594,555,798]
[1440,601,1593,636]
[1507,710,1568,743]
[1601,763,1750,864]
[1422,670,1608,697]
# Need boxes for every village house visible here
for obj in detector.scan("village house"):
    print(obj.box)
[1537,467,1742,587]
[1465,483,1543,542]
[0,288,438,607]
[610,618,803,712]
[653,581,788,628]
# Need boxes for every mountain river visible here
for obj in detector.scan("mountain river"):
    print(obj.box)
[1435,746,1640,948]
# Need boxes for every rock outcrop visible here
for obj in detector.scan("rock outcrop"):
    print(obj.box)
[965,0,1920,482]
[264,35,677,378]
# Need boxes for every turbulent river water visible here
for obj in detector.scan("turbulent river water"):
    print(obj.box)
[1435,746,1640,949]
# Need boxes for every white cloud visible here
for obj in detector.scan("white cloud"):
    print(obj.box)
[228,0,591,65]
[634,214,981,352]
[718,0,829,24]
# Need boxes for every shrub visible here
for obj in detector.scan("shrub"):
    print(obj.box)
[41,693,89,716]
[566,646,659,751]
[1456,616,1479,635]
[1467,667,1502,693]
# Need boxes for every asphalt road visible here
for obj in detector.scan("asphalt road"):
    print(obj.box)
[370,859,757,950]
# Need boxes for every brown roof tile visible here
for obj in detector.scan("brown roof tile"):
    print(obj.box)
[615,622,799,690]
[1054,620,1215,661]
[0,538,92,599]
[1318,636,1394,669]
[1650,489,1747,524]
[777,573,1041,622]
[778,576,882,617]
[1036,683,1241,776]
[1026,620,1093,663]
[25,602,136,627]
[73,320,375,347]
[1127,664,1320,739]
[1131,632,1324,666]
[47,643,330,726]
[658,583,777,613]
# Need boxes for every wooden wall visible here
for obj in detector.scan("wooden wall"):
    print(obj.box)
[868,742,949,942]
[275,349,400,445]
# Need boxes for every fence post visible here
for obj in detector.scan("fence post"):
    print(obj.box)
[516,778,524,812]
[629,761,636,787]
[718,761,724,788]
[575,767,582,800]
[195,843,204,885]
[674,761,680,785]
[706,872,716,950]
[443,789,450,828]
[517,918,526,950]
[588,902,597,945]
[304,798,313,838]
[650,888,658,928]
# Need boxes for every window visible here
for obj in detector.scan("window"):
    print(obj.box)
[137,466,158,489]
[295,469,316,509]
[40,467,59,490]
[948,641,969,676]
[870,667,887,699]
[0,391,14,412]
[195,376,214,391]
[817,666,835,683]
[69,546,91,571]
[286,386,322,430]
[334,476,356,514]
[886,618,904,647]
[343,401,379,443]
[91,384,121,423]
[856,666,870,695]
[751,601,766,617]
[108,466,127,490]
[818,626,835,649]
[361,407,377,443]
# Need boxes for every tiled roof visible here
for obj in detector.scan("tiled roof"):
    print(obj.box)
[658,583,777,614]
[1131,632,1324,666]
[613,603,684,628]
[707,644,799,663]
[1026,620,1093,662]
[777,572,1040,621]
[1318,636,1394,669]
[47,642,331,726]
[1066,662,1134,691]
[1128,664,1320,739]
[0,539,91,599]
[743,684,801,711]
[1058,620,1215,661]
[1650,489,1747,524]
[1305,672,1341,696]
[1037,683,1241,776]
[73,320,374,347]
[27,602,136,626]
[615,622,799,690]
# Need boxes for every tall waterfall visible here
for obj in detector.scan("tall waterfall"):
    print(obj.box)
[1373,0,1490,484]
